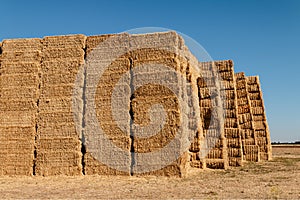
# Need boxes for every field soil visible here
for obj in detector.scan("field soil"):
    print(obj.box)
[0,145,299,199]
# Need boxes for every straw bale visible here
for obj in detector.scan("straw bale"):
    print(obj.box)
[251,100,263,107]
[223,100,236,109]
[197,77,216,88]
[219,71,234,80]
[252,115,265,121]
[42,48,84,60]
[37,112,76,125]
[255,130,267,138]
[0,74,39,87]
[130,31,181,54]
[225,109,237,118]
[0,111,35,126]
[0,87,38,99]
[237,97,248,106]
[228,157,243,167]
[237,105,250,114]
[203,129,221,138]
[228,148,242,157]
[189,136,200,152]
[236,80,246,89]
[248,92,261,100]
[199,88,214,99]
[85,34,114,54]
[256,137,267,147]
[38,97,73,113]
[0,100,36,111]
[0,127,35,139]
[222,89,236,99]
[224,118,238,128]
[37,124,77,138]
[36,137,80,151]
[35,166,82,176]
[221,80,235,90]
[41,73,80,85]
[39,85,74,97]
[236,88,247,98]
[41,59,84,73]
[259,152,269,161]
[244,145,260,162]
[243,138,255,145]
[206,148,223,159]
[1,51,41,61]
[251,107,264,115]
[42,35,86,49]
[247,84,260,92]
[84,152,130,175]
[190,160,204,168]
[227,138,241,148]
[2,38,42,50]
[132,84,179,98]
[241,129,255,139]
[240,121,252,129]
[238,113,252,124]
[224,128,240,138]
[133,126,179,153]
[200,98,215,108]
[133,152,189,177]
[215,60,233,72]
[0,61,40,74]
[204,137,225,148]
[0,166,33,176]
[254,121,266,130]
[246,76,258,85]
[205,159,226,169]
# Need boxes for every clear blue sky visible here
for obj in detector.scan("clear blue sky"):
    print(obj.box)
[1,0,299,142]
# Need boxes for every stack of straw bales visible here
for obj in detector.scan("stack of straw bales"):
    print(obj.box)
[195,62,228,169]
[215,60,243,167]
[246,76,272,160]
[83,34,132,175]
[0,38,41,175]
[235,72,260,161]
[0,32,272,177]
[35,35,86,175]
[129,32,193,176]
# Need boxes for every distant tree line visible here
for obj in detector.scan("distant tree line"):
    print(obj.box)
[272,141,300,145]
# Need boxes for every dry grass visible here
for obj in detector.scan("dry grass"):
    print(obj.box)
[0,145,299,199]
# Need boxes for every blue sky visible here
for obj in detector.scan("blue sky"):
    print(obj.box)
[1,0,299,142]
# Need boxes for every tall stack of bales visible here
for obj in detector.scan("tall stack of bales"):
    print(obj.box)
[0,38,41,175]
[235,72,260,162]
[130,32,197,176]
[35,35,86,175]
[83,34,132,175]
[214,60,243,167]
[246,76,271,160]
[196,61,228,169]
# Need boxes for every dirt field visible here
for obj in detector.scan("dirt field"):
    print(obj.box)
[0,145,299,199]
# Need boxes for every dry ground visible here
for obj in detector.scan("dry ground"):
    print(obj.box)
[0,145,299,199]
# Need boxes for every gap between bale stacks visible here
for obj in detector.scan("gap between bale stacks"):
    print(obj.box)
[0,32,272,177]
